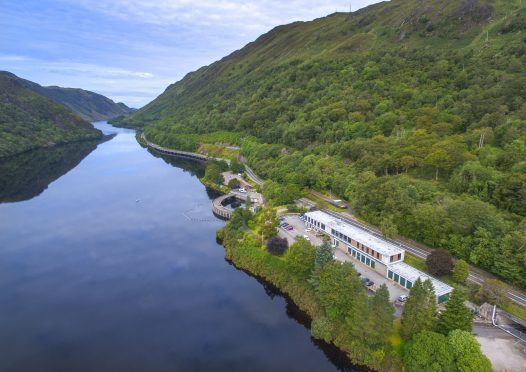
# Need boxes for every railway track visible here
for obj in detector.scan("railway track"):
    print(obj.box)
[298,197,526,308]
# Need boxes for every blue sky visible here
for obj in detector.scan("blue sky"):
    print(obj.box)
[1,0,378,108]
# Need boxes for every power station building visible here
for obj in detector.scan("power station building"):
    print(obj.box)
[304,210,453,303]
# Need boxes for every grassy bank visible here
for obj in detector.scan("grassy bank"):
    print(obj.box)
[217,212,403,371]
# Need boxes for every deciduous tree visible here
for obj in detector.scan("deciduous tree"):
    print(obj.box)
[426,249,454,276]
[452,259,469,284]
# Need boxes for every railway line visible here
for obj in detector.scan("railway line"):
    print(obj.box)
[297,197,526,308]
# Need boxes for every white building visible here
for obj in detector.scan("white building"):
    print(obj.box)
[305,210,453,303]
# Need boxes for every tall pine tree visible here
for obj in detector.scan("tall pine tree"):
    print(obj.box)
[309,240,334,288]
[364,284,395,347]
[401,278,436,340]
[437,289,473,335]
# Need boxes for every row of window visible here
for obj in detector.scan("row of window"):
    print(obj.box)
[306,217,325,231]
[332,228,383,260]
[387,270,413,289]
[348,247,376,269]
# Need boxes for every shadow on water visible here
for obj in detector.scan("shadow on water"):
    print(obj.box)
[0,135,114,203]
[144,147,223,200]
[224,259,365,372]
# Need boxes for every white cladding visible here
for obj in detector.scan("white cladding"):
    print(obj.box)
[305,210,453,298]
[305,211,405,258]
[388,262,453,297]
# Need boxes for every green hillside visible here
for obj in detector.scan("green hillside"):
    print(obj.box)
[0,72,102,158]
[120,0,526,287]
[4,72,135,121]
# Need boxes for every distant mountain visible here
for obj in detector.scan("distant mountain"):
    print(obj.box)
[2,72,135,121]
[0,71,102,158]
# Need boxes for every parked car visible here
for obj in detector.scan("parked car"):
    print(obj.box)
[303,235,310,241]
[278,216,285,221]
[305,228,312,232]
[361,277,373,286]
[280,222,289,227]
[398,294,408,302]
[239,188,247,193]
[285,226,293,231]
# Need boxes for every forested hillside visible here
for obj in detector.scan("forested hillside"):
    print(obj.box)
[0,72,102,157]
[3,72,135,121]
[120,0,526,287]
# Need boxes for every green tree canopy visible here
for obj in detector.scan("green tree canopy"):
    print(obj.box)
[437,289,473,335]
[401,279,436,340]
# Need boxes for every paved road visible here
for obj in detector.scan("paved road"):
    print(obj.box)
[297,197,526,308]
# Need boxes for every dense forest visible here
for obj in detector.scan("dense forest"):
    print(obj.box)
[119,0,526,288]
[0,72,102,158]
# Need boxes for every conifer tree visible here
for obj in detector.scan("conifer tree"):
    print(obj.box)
[364,284,394,346]
[437,289,473,335]
[309,240,334,288]
[401,278,436,340]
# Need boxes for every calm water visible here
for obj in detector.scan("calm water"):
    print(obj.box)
[0,122,357,372]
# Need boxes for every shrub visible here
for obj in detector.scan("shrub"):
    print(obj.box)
[228,178,240,189]
[426,249,454,276]
[266,236,288,255]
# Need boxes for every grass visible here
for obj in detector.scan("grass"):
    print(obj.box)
[389,319,404,355]
[305,192,343,212]
[404,253,427,272]
[198,143,239,159]
[501,301,526,321]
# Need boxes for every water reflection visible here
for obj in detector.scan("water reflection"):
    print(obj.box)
[0,121,360,371]
[0,136,113,203]
[228,260,362,372]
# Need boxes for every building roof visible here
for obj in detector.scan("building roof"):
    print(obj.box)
[388,262,453,297]
[305,211,405,257]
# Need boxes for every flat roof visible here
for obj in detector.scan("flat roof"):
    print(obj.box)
[305,211,405,257]
[388,262,453,297]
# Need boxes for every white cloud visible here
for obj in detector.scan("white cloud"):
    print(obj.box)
[69,0,363,31]
[2,1,381,107]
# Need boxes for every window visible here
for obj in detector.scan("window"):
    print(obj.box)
[399,277,406,287]
[356,252,361,260]
[321,224,325,230]
[438,294,449,304]
[361,255,365,263]
[406,281,412,289]
[393,273,399,282]
[388,270,393,279]
[390,255,394,263]
[397,253,402,261]
[365,257,370,266]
